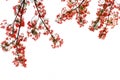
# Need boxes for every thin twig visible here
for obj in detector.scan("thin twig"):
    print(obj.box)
[34,0,55,39]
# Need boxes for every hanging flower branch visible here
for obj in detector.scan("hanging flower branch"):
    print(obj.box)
[0,0,28,67]
[89,0,120,39]
[0,0,63,67]
[27,0,63,48]
[56,0,91,27]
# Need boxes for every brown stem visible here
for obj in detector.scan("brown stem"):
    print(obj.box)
[11,0,25,34]
[34,0,55,39]
[6,0,26,46]
[65,0,85,14]
[93,9,105,28]
[105,1,115,28]
[93,0,115,28]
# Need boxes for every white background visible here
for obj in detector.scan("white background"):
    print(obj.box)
[0,0,120,80]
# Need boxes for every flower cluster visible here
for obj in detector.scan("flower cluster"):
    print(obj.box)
[0,0,63,67]
[56,0,91,27]
[27,0,63,47]
[89,0,120,39]
[0,0,28,67]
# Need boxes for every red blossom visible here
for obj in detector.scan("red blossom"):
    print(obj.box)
[56,0,91,27]
[98,27,108,39]
[89,0,120,39]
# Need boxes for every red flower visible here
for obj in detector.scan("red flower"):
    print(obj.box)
[89,26,95,32]
[98,27,108,39]
[20,18,25,27]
